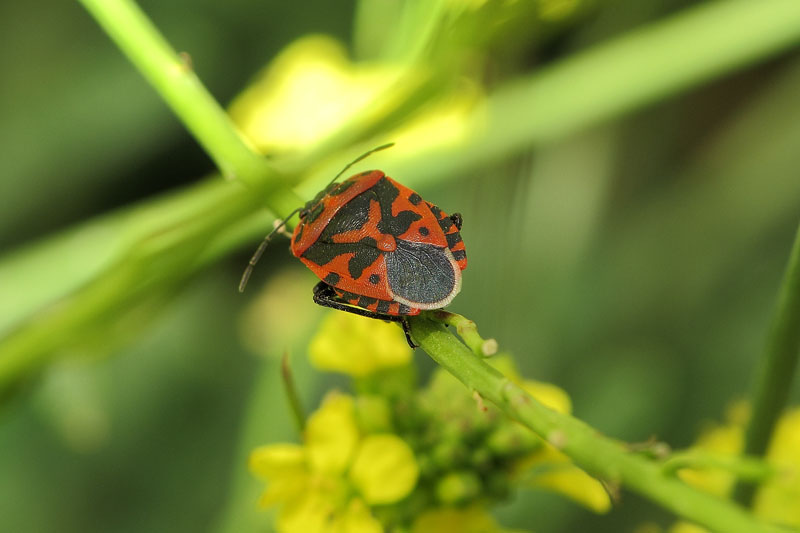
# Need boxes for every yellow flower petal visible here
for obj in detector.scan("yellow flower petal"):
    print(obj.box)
[520,445,611,513]
[754,408,800,525]
[522,380,572,414]
[677,422,742,496]
[412,505,502,533]
[249,443,306,480]
[531,464,611,513]
[277,490,337,533]
[349,434,419,504]
[229,35,402,153]
[337,498,383,533]
[257,473,309,508]
[309,312,412,377]
[306,392,360,474]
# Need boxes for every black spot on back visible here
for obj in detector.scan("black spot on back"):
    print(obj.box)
[369,274,380,284]
[324,272,340,286]
[446,232,462,249]
[419,226,429,236]
[408,193,422,205]
[357,295,377,308]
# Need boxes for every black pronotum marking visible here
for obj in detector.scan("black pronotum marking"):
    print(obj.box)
[331,179,357,196]
[302,177,422,280]
[307,202,325,223]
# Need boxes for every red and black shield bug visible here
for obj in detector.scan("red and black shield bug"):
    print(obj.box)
[239,144,467,346]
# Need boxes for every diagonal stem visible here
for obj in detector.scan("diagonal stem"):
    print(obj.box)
[77,0,276,188]
[410,316,794,533]
[733,222,800,505]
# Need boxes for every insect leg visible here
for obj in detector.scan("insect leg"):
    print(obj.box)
[311,282,418,348]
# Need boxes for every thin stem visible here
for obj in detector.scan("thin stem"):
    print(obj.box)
[77,0,273,186]
[429,310,498,356]
[662,450,775,483]
[410,316,793,533]
[734,222,800,505]
[281,352,306,433]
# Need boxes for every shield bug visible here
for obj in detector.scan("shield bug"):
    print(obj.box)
[240,144,467,346]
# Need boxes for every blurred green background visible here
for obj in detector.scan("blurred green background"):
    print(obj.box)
[2,0,800,532]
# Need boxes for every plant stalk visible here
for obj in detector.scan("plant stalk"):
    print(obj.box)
[77,0,275,188]
[733,223,800,505]
[411,317,794,533]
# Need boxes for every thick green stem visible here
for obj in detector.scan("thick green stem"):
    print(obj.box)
[410,317,794,533]
[734,223,800,505]
[77,0,274,187]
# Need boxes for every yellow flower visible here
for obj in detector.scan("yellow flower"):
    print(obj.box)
[350,434,420,504]
[309,311,412,377]
[249,392,420,532]
[674,404,800,528]
[229,35,404,153]
[412,504,503,533]
[519,443,612,514]
[753,408,800,525]
[522,379,572,415]
[305,392,360,474]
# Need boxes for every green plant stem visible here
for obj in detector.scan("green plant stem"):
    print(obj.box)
[280,352,306,433]
[410,317,794,533]
[77,0,274,188]
[428,311,497,356]
[396,1,800,182]
[733,223,800,505]
[662,450,775,483]
[4,1,800,398]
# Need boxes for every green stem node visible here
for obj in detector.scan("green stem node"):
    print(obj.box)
[429,311,498,357]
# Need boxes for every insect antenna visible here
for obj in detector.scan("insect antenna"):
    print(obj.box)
[323,142,395,189]
[239,142,394,292]
[238,207,302,292]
